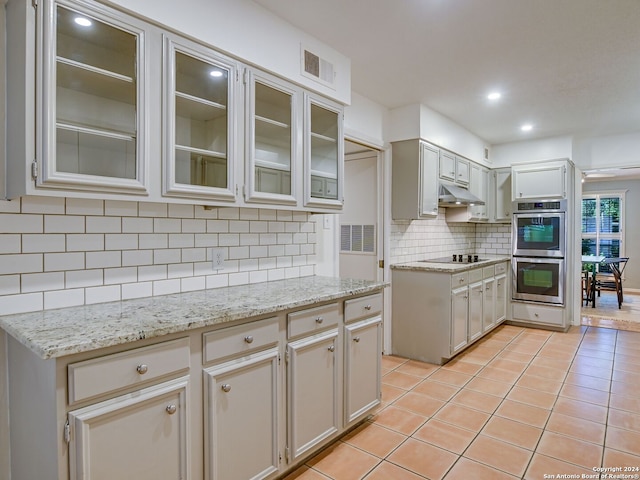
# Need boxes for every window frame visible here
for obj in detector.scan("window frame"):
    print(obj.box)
[581,190,626,271]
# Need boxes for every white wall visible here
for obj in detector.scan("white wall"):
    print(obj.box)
[344,92,388,148]
[491,136,573,168]
[573,131,640,170]
[107,0,351,104]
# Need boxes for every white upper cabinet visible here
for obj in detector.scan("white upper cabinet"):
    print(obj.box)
[439,151,469,186]
[493,167,512,222]
[162,35,238,202]
[245,69,298,206]
[304,93,344,209]
[39,0,148,194]
[512,161,567,200]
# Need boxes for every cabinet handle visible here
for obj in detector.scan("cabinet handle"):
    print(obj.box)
[353,337,361,343]
[327,345,335,352]
[165,404,177,415]
[459,278,464,283]
[221,384,231,393]
[244,335,254,344]
[315,317,324,324]
[364,305,372,311]
[136,364,148,375]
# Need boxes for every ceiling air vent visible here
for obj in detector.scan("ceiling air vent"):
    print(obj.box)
[302,46,335,88]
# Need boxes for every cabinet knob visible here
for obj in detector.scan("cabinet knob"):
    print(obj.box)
[364,305,372,311]
[165,404,177,415]
[534,313,539,317]
[221,384,231,393]
[459,278,464,283]
[315,317,324,324]
[244,335,254,344]
[353,336,361,343]
[136,364,148,375]
[327,345,335,353]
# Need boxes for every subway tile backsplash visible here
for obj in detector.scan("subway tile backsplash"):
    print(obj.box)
[0,197,316,315]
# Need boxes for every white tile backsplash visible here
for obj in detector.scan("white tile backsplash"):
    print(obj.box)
[0,199,318,314]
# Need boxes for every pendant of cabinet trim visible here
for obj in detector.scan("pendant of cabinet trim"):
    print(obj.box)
[6,0,344,212]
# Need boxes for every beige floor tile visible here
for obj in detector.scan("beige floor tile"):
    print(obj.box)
[382,371,424,390]
[283,465,332,480]
[465,376,512,397]
[494,349,535,364]
[440,358,484,376]
[603,448,640,469]
[450,388,503,414]
[487,358,529,373]
[569,362,613,380]
[611,379,640,396]
[615,352,640,366]
[464,434,533,477]
[371,405,427,435]
[412,379,460,401]
[396,359,439,377]
[605,426,640,456]
[433,403,491,432]
[614,358,640,374]
[545,411,606,445]
[481,416,543,450]
[613,368,640,384]
[393,391,446,417]
[342,422,407,458]
[559,383,610,407]
[524,453,597,480]
[363,460,425,480]
[615,345,640,358]
[552,396,608,424]
[530,355,573,370]
[524,364,568,382]
[444,457,519,480]
[381,355,408,370]
[506,386,557,410]
[607,408,640,432]
[516,374,563,394]
[386,438,458,480]
[564,371,611,392]
[571,354,614,370]
[494,399,551,428]
[428,369,473,387]
[504,342,542,355]
[476,365,522,383]
[305,442,380,480]
[381,384,406,404]
[610,393,640,415]
[536,431,603,469]
[576,347,614,361]
[413,418,477,454]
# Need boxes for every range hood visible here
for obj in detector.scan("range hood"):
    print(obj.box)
[438,183,485,206]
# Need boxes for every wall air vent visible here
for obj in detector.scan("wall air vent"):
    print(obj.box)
[341,225,375,253]
[301,46,335,88]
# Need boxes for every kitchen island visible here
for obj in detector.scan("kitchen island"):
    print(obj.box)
[1,276,386,480]
[391,256,510,364]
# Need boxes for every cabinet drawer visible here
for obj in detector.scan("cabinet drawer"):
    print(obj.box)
[68,337,190,404]
[483,266,495,279]
[344,293,382,323]
[288,303,339,338]
[512,303,564,326]
[469,268,483,283]
[451,272,468,287]
[495,262,508,275]
[203,316,279,364]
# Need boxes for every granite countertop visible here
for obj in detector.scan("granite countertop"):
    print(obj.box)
[391,255,511,273]
[0,276,387,360]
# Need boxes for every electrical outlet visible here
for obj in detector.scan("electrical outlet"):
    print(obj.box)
[212,247,225,270]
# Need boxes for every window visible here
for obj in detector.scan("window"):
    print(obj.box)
[581,192,625,273]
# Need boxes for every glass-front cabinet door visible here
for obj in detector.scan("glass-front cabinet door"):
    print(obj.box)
[245,70,297,205]
[304,93,343,209]
[40,0,147,193]
[163,35,237,201]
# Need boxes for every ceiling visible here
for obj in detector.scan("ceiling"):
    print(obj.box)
[253,0,640,146]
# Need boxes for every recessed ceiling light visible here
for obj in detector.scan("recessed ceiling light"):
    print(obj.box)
[209,70,223,78]
[521,124,533,132]
[487,92,501,100]
[74,17,92,27]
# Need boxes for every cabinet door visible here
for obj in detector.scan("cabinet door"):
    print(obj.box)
[287,329,339,461]
[163,35,237,201]
[439,151,456,182]
[451,286,469,354]
[246,70,298,205]
[455,157,470,186]
[494,169,512,222]
[304,93,343,209]
[469,164,488,220]
[419,143,439,217]
[68,377,189,480]
[204,348,280,480]
[512,163,566,200]
[468,282,483,342]
[482,277,496,331]
[344,317,381,426]
[495,274,507,324]
[40,0,148,194]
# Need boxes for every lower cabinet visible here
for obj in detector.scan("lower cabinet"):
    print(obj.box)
[482,272,496,332]
[495,272,507,323]
[68,376,190,480]
[451,284,470,354]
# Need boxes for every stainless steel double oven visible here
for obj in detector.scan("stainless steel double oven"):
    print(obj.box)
[512,199,566,305]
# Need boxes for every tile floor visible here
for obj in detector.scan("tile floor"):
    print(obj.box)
[284,323,640,480]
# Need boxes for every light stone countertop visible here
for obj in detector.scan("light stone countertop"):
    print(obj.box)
[0,276,387,360]
[391,255,510,273]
